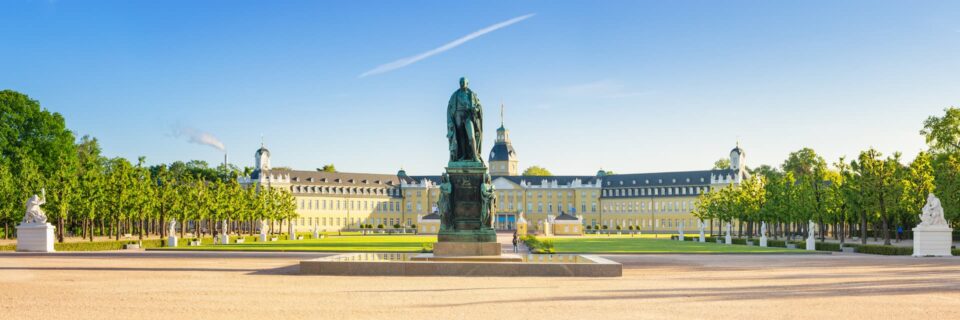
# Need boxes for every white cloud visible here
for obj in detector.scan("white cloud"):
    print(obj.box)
[359,13,535,78]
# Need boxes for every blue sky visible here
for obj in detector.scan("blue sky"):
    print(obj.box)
[2,1,958,175]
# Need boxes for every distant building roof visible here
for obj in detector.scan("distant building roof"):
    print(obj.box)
[489,142,516,162]
[275,169,401,187]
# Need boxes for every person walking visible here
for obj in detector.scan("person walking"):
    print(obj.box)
[896,225,903,243]
[512,231,519,253]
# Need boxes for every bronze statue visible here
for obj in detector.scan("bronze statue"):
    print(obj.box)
[447,77,484,164]
[437,173,453,230]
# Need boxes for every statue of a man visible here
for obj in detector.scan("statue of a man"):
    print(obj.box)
[22,189,47,224]
[437,173,453,230]
[447,77,484,164]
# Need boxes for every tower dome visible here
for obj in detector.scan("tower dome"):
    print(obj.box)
[489,104,519,176]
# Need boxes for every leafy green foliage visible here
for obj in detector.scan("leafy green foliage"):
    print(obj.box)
[522,165,552,177]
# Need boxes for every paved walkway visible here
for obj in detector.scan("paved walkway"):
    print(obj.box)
[1,251,957,319]
[496,231,528,254]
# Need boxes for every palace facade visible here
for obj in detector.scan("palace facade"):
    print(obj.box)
[240,116,748,234]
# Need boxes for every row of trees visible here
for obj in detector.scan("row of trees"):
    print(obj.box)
[695,108,960,246]
[0,90,298,241]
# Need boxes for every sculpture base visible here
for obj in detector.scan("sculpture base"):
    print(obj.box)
[760,236,768,247]
[433,241,501,256]
[912,226,954,257]
[724,234,732,245]
[16,223,55,252]
[260,233,267,242]
[437,229,497,243]
[806,237,816,251]
[167,236,178,247]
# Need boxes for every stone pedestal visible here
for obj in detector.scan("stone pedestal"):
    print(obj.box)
[260,233,267,242]
[436,166,497,243]
[16,223,55,252]
[167,235,178,247]
[724,234,732,245]
[433,242,501,256]
[760,235,768,247]
[699,231,705,243]
[913,226,954,257]
[806,237,816,251]
[313,230,320,239]
[288,222,296,240]
[219,234,229,245]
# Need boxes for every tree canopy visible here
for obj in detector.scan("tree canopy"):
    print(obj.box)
[522,166,552,176]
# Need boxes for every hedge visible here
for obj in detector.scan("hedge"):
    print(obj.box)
[845,244,913,255]
[521,235,555,254]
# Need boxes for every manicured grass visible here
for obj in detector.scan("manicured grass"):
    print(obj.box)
[154,235,436,252]
[582,233,703,239]
[545,237,817,254]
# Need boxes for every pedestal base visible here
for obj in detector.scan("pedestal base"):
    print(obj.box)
[760,236,768,247]
[433,242,501,256]
[806,237,816,251]
[260,233,267,242]
[913,227,954,257]
[724,234,732,245]
[699,233,705,242]
[437,229,497,243]
[16,223,55,252]
[167,236,178,247]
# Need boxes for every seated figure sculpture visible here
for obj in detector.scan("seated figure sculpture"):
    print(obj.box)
[22,189,47,224]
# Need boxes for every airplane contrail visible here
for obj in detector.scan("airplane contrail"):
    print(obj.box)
[359,13,535,78]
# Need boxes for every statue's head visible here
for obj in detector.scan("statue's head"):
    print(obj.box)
[459,77,468,89]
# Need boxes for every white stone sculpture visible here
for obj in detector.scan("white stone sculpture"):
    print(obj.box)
[167,218,178,247]
[913,193,953,256]
[677,221,684,241]
[17,189,55,252]
[918,193,948,227]
[219,220,229,245]
[288,220,296,240]
[698,220,705,242]
[22,189,47,224]
[806,220,816,251]
[313,224,320,239]
[760,221,768,247]
[724,222,732,245]
[259,220,268,242]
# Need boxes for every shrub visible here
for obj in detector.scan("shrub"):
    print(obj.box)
[766,240,787,248]
[377,224,384,229]
[521,235,555,254]
[601,225,609,230]
[815,242,841,252]
[0,244,16,251]
[851,244,913,255]
[585,225,592,230]
[627,226,633,231]
[410,224,417,229]
[421,243,434,253]
[952,248,959,256]
[615,225,622,230]
[731,238,747,245]
[393,224,401,229]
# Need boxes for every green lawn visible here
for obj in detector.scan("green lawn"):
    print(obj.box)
[154,235,436,252]
[545,237,816,254]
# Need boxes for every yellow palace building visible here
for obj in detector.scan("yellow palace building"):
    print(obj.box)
[240,115,748,234]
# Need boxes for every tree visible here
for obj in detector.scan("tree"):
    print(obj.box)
[522,166,552,177]
[713,158,731,170]
[920,107,960,153]
[317,164,336,172]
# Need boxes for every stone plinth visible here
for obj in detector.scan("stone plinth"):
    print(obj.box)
[16,223,55,252]
[760,236,768,247]
[913,226,954,257]
[167,236,178,247]
[724,234,732,245]
[301,253,622,277]
[410,253,522,262]
[806,237,816,251]
[437,166,497,243]
[260,233,267,242]
[433,242,501,256]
